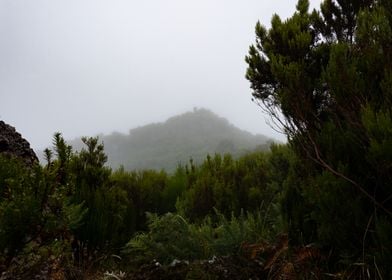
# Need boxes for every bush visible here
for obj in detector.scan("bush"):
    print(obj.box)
[124,209,274,265]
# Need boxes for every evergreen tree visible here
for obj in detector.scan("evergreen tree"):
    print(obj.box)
[246,0,392,276]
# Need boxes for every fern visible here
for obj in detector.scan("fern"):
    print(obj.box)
[124,209,273,265]
[64,201,88,231]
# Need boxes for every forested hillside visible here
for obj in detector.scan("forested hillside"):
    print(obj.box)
[64,108,272,171]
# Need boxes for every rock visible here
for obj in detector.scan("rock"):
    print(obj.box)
[0,121,38,166]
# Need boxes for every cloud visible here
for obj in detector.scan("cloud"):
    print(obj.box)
[0,0,321,149]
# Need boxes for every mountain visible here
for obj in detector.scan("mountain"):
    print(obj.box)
[44,109,275,172]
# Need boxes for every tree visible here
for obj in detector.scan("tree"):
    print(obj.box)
[70,137,116,251]
[246,0,392,276]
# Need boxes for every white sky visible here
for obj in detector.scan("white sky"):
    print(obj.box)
[0,0,322,149]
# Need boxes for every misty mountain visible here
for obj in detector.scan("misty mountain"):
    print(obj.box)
[43,109,274,172]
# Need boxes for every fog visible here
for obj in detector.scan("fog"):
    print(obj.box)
[0,0,322,150]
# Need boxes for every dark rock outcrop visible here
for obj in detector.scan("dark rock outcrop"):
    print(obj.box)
[0,121,38,166]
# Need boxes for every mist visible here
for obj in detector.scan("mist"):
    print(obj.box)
[0,0,322,150]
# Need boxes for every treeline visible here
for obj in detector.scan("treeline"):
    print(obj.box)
[63,108,271,172]
[0,133,287,278]
[1,130,391,278]
[0,134,282,249]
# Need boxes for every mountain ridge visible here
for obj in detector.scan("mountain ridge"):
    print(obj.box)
[41,109,275,172]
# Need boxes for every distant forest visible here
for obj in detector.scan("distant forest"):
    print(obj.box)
[49,108,273,172]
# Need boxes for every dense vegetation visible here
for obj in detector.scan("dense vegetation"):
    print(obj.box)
[1,0,392,279]
[61,108,272,172]
[245,0,392,277]
[0,133,292,279]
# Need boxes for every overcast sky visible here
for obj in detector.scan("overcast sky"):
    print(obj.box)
[0,0,322,150]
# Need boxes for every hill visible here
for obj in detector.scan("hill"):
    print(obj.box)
[46,109,274,171]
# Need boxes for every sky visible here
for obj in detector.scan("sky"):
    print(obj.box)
[0,0,322,150]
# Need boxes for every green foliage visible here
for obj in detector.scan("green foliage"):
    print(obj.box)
[162,165,187,212]
[124,209,272,265]
[246,0,392,276]
[6,1,392,277]
[0,153,75,259]
[0,134,81,275]
[177,152,273,222]
[124,213,208,264]
[5,125,385,277]
[69,137,139,251]
[63,201,88,231]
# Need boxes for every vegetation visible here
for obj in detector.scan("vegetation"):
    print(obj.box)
[60,108,272,172]
[245,0,392,277]
[0,134,287,279]
[1,0,392,279]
